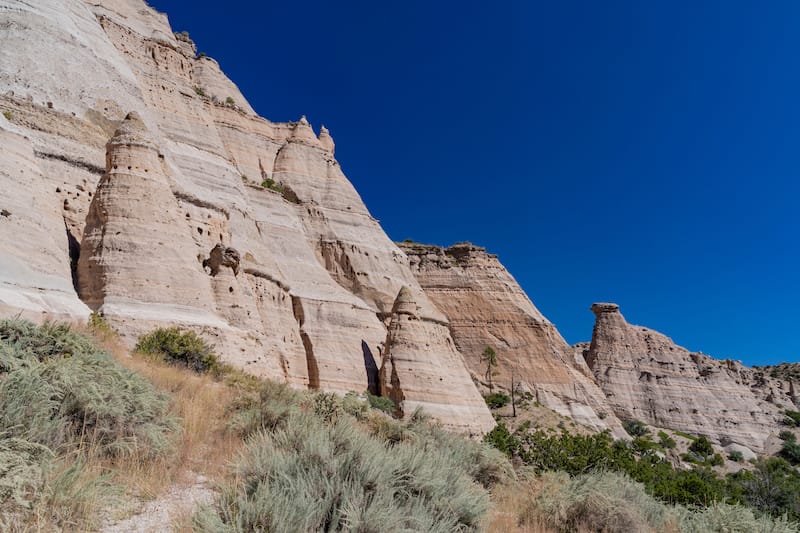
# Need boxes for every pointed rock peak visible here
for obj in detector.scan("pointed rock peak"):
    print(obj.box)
[392,286,417,316]
[290,115,320,146]
[110,111,155,149]
[591,302,620,316]
[318,124,335,153]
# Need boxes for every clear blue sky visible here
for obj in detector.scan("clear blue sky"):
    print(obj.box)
[148,0,799,366]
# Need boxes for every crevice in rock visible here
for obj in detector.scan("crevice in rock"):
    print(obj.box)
[65,219,81,295]
[291,295,319,389]
[362,340,379,395]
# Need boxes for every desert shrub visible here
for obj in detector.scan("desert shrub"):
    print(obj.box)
[195,410,492,532]
[2,111,12,121]
[726,457,800,522]
[523,471,678,533]
[780,441,800,466]
[728,450,744,462]
[227,380,303,437]
[261,177,284,192]
[365,391,395,413]
[0,319,99,367]
[484,391,510,409]
[0,347,176,458]
[658,430,677,449]
[679,502,798,533]
[780,430,797,443]
[783,410,800,427]
[194,86,206,96]
[135,327,219,374]
[623,419,650,437]
[225,96,234,105]
[0,438,52,527]
[341,392,369,420]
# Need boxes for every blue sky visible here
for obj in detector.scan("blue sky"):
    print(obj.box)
[148,0,799,366]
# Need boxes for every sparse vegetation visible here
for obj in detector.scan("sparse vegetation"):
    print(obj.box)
[2,110,12,121]
[194,86,206,97]
[225,96,234,105]
[261,177,284,193]
[365,391,395,413]
[194,378,511,532]
[0,319,178,530]
[197,52,207,59]
[623,419,650,438]
[783,410,800,427]
[485,391,511,409]
[658,430,677,449]
[728,450,744,462]
[135,327,220,374]
[481,346,498,392]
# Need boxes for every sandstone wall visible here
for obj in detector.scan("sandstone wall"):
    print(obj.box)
[0,0,493,432]
[585,303,793,453]
[400,242,625,435]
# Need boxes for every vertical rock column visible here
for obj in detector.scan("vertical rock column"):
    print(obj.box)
[380,287,496,435]
[77,112,220,325]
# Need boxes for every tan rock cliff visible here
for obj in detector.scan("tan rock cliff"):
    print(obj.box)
[584,303,794,453]
[0,0,491,432]
[400,242,625,435]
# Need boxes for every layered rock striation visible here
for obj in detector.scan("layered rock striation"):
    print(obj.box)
[380,287,496,435]
[0,0,492,432]
[400,242,624,435]
[584,303,794,453]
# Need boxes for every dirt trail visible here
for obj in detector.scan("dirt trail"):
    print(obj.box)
[101,475,214,533]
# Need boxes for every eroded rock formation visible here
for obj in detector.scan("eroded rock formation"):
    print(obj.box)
[0,0,491,433]
[380,287,496,435]
[584,303,793,453]
[400,242,624,435]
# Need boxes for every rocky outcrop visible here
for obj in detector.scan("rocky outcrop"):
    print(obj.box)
[380,287,495,435]
[0,0,491,434]
[400,242,624,435]
[584,303,792,453]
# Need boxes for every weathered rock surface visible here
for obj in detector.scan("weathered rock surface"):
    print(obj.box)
[400,242,624,435]
[584,303,793,452]
[0,0,491,432]
[380,287,496,435]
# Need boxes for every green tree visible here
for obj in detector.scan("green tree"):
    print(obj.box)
[481,346,498,393]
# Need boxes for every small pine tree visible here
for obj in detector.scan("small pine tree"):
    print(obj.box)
[481,346,498,393]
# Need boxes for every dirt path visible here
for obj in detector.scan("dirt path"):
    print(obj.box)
[101,475,214,533]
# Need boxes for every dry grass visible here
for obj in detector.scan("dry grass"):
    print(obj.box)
[75,323,243,519]
[488,476,557,533]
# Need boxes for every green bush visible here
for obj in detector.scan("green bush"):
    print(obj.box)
[225,96,234,105]
[484,391,510,409]
[135,327,219,374]
[783,410,800,427]
[623,419,650,437]
[689,436,715,461]
[780,430,797,443]
[195,384,511,532]
[261,177,284,192]
[0,320,176,458]
[2,110,12,121]
[365,391,395,414]
[780,441,800,465]
[728,450,744,463]
[194,86,206,96]
[658,430,676,449]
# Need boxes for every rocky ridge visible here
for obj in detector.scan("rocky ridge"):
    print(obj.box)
[583,303,795,453]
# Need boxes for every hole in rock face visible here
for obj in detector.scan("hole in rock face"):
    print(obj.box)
[197,227,203,235]
[229,286,234,293]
